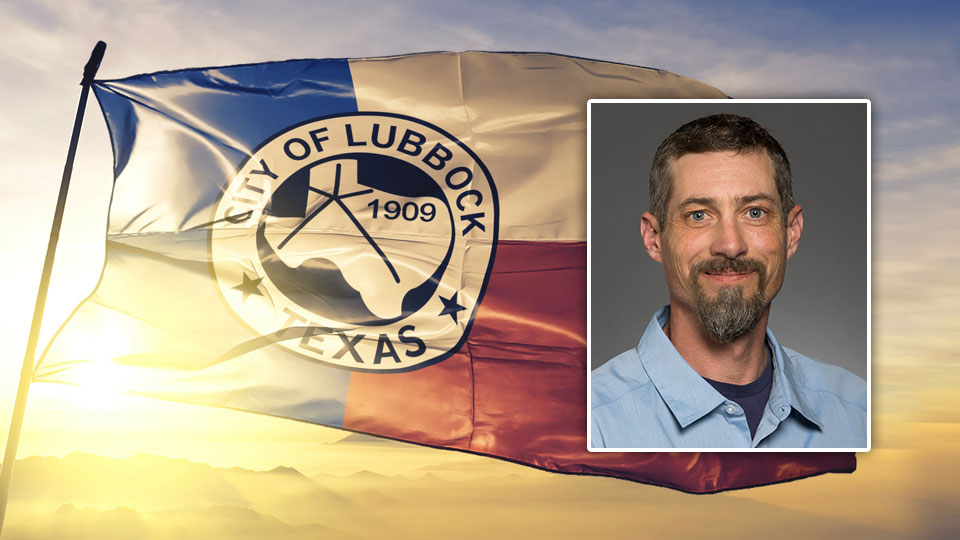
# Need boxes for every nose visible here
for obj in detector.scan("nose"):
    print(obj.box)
[710,216,748,259]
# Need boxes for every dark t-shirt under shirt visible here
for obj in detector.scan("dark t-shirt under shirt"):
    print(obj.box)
[704,350,774,439]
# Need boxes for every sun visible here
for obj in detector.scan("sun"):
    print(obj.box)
[34,323,139,411]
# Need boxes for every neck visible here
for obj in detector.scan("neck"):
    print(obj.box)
[664,302,770,385]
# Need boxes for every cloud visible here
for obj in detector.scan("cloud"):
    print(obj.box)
[878,144,960,184]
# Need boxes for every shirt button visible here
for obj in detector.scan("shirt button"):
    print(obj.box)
[724,404,739,415]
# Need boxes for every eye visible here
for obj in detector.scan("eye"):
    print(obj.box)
[747,208,766,219]
[690,210,706,221]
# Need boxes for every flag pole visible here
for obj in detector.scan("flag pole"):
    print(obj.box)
[0,40,106,534]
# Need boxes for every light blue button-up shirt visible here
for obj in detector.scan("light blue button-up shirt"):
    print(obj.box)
[591,306,867,449]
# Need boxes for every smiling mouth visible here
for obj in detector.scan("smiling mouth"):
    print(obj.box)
[692,257,767,289]
[702,271,755,285]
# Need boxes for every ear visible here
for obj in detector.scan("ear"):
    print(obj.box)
[640,211,664,264]
[785,204,803,259]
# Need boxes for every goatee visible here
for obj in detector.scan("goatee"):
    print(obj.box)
[691,257,768,344]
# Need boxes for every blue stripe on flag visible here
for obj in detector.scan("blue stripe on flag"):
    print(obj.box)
[95,58,358,177]
[87,59,361,428]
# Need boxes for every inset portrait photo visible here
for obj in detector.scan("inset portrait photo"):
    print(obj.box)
[587,100,870,452]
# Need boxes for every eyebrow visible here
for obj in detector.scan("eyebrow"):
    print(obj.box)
[737,194,778,206]
[678,193,778,208]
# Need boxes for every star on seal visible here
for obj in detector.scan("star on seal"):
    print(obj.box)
[439,292,467,324]
[232,273,264,301]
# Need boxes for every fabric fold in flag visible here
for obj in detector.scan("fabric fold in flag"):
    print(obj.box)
[35,52,855,493]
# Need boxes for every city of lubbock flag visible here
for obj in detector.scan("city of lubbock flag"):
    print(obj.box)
[35,52,854,492]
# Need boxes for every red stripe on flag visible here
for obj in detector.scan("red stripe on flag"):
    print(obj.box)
[344,350,475,447]
[344,240,855,492]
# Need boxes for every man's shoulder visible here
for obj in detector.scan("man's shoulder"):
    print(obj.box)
[781,346,867,411]
[591,346,666,448]
[591,347,654,407]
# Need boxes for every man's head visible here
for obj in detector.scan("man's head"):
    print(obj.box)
[640,114,803,343]
[649,114,794,229]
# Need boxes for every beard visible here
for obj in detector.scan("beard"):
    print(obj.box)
[691,257,768,344]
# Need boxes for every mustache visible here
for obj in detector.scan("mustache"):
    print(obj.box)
[692,257,765,276]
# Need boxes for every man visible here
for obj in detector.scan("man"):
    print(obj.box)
[590,114,867,449]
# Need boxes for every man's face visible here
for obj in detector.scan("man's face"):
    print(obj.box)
[641,150,802,342]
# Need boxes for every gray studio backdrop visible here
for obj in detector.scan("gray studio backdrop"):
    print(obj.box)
[589,101,868,379]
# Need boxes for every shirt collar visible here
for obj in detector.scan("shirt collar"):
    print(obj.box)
[636,306,823,430]
[636,306,726,428]
[765,329,824,429]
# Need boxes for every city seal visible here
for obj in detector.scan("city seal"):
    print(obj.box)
[209,112,498,372]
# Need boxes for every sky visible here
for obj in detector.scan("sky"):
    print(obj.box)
[0,0,958,537]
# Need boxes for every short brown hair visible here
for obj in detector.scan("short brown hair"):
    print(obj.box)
[649,114,793,228]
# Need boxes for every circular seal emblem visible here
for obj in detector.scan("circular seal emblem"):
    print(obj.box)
[210,112,498,372]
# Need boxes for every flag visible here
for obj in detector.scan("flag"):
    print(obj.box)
[35,52,854,493]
